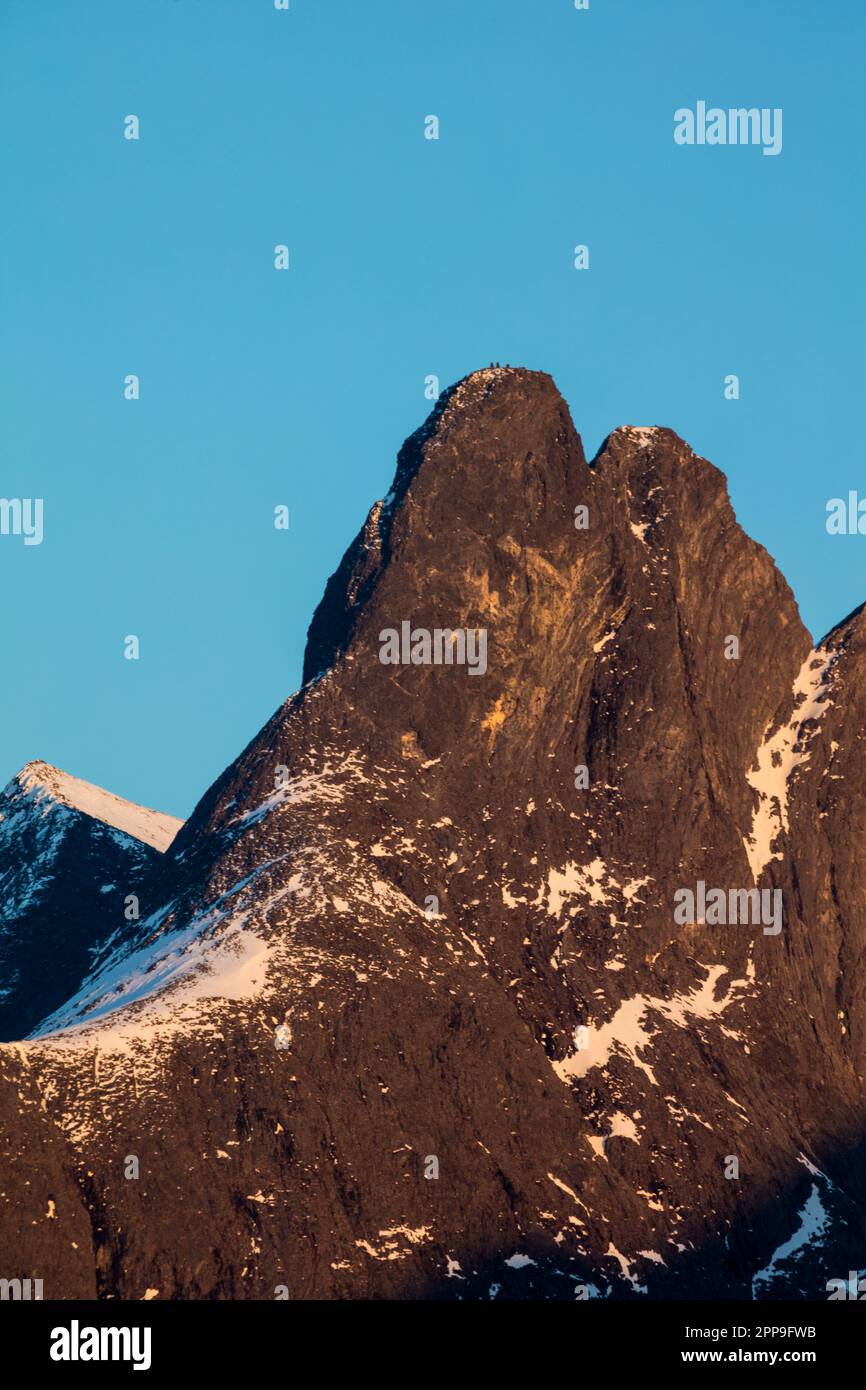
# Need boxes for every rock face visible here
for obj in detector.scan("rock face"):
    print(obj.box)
[1,367,864,1301]
[0,762,182,1041]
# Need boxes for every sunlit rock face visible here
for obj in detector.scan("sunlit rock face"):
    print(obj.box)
[1,369,864,1301]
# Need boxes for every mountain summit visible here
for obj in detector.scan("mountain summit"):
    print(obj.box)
[0,762,181,1041]
[1,369,864,1300]
[14,761,181,851]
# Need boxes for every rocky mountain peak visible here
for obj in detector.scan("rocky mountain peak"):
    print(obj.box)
[1,369,865,1302]
[7,760,182,852]
[0,763,182,1042]
[303,368,587,685]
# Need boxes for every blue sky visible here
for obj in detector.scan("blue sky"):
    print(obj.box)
[1,0,863,818]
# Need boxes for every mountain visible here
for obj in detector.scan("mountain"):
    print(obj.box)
[1,367,865,1301]
[0,761,182,1041]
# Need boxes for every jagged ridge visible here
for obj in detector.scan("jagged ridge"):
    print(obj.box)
[0,368,864,1302]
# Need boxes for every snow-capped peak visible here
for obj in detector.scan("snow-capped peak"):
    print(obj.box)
[11,760,182,852]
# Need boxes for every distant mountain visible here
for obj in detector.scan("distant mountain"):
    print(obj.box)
[1,369,865,1301]
[0,761,181,1040]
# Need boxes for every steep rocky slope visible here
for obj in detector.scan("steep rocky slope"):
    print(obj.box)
[0,368,863,1300]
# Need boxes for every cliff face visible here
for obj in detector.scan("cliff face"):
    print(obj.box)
[1,368,864,1300]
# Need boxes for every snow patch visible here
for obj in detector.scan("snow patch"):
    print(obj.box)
[751,1182,830,1296]
[742,650,836,880]
[552,964,751,1085]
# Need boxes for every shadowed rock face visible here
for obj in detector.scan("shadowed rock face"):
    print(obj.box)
[1,367,864,1301]
[0,763,181,1042]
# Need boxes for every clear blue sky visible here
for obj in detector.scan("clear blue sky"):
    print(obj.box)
[1,0,863,818]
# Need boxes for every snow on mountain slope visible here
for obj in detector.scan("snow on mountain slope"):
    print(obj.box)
[0,761,183,1040]
[741,648,839,880]
[14,760,182,851]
